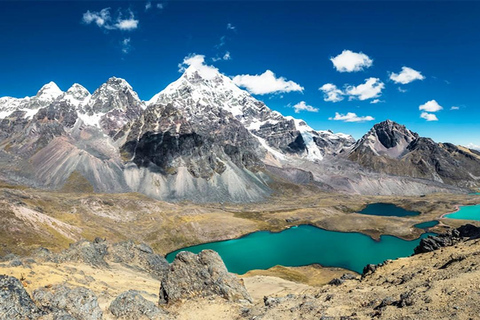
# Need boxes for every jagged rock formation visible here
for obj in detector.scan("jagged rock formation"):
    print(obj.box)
[349,120,480,188]
[414,223,480,254]
[159,250,252,304]
[109,290,169,320]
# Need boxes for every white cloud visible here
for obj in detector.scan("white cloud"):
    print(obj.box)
[82,8,110,28]
[419,100,443,112]
[398,87,408,93]
[330,50,373,72]
[329,112,374,123]
[223,51,231,60]
[370,99,384,104]
[389,66,425,84]
[290,101,318,113]
[232,70,304,95]
[466,143,480,151]
[178,54,220,80]
[121,38,131,54]
[215,36,226,49]
[82,8,138,31]
[157,3,163,9]
[115,18,138,30]
[145,2,152,10]
[319,83,343,102]
[345,78,384,100]
[227,23,236,30]
[450,106,460,110]
[212,51,232,62]
[420,112,438,121]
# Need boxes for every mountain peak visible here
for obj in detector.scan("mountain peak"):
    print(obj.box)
[36,81,63,101]
[352,120,419,158]
[66,83,90,97]
[182,64,223,82]
[104,76,133,89]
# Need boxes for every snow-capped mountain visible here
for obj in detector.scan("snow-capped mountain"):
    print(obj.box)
[0,69,474,202]
[148,65,355,163]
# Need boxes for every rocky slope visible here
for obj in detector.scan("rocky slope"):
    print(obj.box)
[1,224,480,319]
[349,120,480,189]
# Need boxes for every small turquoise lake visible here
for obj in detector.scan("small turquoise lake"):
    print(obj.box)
[358,203,420,217]
[445,205,480,221]
[166,225,433,274]
[414,220,439,229]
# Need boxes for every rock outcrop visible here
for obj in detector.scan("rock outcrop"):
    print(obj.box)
[414,224,480,254]
[32,284,102,320]
[0,275,41,320]
[35,238,170,280]
[158,250,252,304]
[109,290,169,320]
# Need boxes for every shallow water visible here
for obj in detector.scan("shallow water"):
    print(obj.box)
[166,225,432,274]
[357,203,420,217]
[445,205,480,221]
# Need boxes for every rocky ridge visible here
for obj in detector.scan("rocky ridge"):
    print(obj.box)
[349,120,480,189]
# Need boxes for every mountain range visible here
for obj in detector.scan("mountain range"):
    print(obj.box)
[0,66,479,202]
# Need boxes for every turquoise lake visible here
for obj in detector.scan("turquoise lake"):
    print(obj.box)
[166,225,433,274]
[414,220,439,229]
[445,205,480,221]
[358,203,420,217]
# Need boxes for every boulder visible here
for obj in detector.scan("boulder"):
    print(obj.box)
[109,290,168,320]
[158,250,252,304]
[32,284,102,320]
[0,275,41,319]
[108,241,169,279]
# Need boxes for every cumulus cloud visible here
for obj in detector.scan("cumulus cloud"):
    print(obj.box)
[290,101,318,113]
[398,87,408,93]
[370,99,384,104]
[178,54,220,80]
[82,8,138,31]
[450,106,460,110]
[329,112,374,123]
[390,66,425,84]
[345,78,384,101]
[420,112,438,121]
[330,50,373,72]
[232,70,304,95]
[115,18,138,30]
[419,100,443,112]
[319,83,343,102]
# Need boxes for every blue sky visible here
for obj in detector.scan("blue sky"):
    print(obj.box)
[1,1,479,147]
